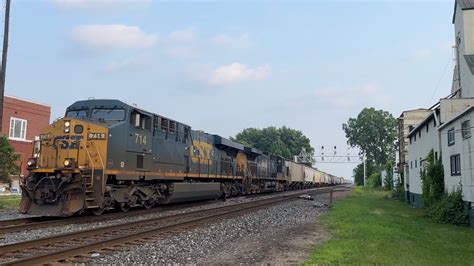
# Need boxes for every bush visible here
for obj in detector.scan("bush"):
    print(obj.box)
[392,180,405,200]
[367,172,381,188]
[421,150,444,207]
[425,189,469,226]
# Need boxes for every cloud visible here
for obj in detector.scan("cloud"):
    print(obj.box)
[205,63,271,85]
[52,0,151,10]
[104,53,152,72]
[312,84,390,109]
[70,24,158,51]
[168,28,197,42]
[211,34,251,50]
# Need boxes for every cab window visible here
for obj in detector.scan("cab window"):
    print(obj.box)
[66,109,89,119]
[92,109,125,122]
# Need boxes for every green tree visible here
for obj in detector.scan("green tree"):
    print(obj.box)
[0,136,20,185]
[352,161,376,186]
[342,107,398,177]
[232,126,314,161]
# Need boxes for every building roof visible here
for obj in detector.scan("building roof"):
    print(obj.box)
[453,0,474,23]
[458,0,474,9]
[5,95,50,108]
[438,105,474,130]
[398,108,431,119]
[407,109,438,138]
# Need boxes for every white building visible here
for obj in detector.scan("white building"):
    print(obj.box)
[404,0,474,225]
[406,110,440,208]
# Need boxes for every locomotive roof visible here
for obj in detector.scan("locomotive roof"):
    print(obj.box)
[67,99,191,127]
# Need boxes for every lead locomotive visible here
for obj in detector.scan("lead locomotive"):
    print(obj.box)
[20,99,343,216]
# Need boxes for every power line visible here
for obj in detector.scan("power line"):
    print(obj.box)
[427,53,453,106]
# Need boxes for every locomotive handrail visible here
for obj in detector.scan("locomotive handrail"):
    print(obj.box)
[81,141,95,186]
[90,141,106,193]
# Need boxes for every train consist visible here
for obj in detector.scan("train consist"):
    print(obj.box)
[19,99,346,216]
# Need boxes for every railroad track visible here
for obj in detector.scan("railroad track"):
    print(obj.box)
[0,186,343,265]
[0,186,346,234]
[0,200,215,234]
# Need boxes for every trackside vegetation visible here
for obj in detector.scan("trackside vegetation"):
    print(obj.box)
[307,188,474,265]
[0,195,21,210]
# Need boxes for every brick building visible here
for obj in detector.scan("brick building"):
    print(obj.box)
[1,95,51,176]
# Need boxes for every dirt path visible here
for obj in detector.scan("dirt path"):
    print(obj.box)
[199,189,352,265]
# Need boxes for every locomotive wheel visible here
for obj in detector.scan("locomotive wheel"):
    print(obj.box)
[119,203,130,212]
[143,200,154,209]
[91,207,105,216]
[224,185,232,198]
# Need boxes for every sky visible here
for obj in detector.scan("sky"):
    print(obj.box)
[4,0,456,180]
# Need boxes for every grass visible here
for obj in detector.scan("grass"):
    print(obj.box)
[307,187,474,265]
[0,195,21,210]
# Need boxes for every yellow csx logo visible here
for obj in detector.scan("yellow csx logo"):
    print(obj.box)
[190,140,213,164]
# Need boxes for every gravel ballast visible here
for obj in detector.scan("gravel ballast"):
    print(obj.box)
[89,192,338,264]
[0,188,334,246]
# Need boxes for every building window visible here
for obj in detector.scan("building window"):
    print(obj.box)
[435,151,438,160]
[410,161,413,169]
[448,128,455,146]
[419,130,421,138]
[9,117,27,140]
[414,134,417,141]
[450,154,461,176]
[415,160,417,168]
[426,123,429,133]
[462,120,471,139]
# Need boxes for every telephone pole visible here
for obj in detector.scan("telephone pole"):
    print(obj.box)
[0,0,11,135]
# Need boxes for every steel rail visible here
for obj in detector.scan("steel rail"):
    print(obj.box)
[1,186,343,265]
[0,186,343,234]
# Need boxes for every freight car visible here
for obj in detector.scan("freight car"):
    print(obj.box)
[19,99,344,216]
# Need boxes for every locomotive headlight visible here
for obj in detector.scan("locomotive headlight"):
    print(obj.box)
[26,158,37,169]
[63,159,73,167]
[64,121,71,133]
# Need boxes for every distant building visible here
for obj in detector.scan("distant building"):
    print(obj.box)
[1,95,51,177]
[397,109,431,192]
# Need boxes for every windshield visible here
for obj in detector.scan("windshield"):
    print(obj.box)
[91,109,125,122]
[66,109,88,119]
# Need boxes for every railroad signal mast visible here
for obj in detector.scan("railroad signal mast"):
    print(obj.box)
[0,0,10,135]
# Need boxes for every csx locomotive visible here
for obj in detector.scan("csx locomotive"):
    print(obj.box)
[19,99,344,216]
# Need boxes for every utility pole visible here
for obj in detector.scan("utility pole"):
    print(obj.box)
[0,0,10,135]
[363,154,367,187]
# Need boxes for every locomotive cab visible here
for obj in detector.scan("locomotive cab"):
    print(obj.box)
[19,103,117,216]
